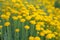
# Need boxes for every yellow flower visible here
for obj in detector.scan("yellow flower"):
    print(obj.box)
[11,9,18,13]
[46,33,55,39]
[23,14,27,17]
[0,25,2,29]
[12,16,18,20]
[30,20,36,25]
[57,26,60,30]
[45,29,52,34]
[4,22,10,27]
[47,9,52,13]
[40,28,44,30]
[14,3,20,8]
[37,22,44,26]
[39,31,45,36]
[20,18,25,22]
[35,5,40,9]
[17,15,22,19]
[26,16,32,20]
[12,0,16,2]
[36,24,41,31]
[24,2,28,5]
[6,12,11,16]
[29,36,34,40]
[24,25,30,30]
[15,29,20,32]
[35,15,40,20]
[34,36,41,40]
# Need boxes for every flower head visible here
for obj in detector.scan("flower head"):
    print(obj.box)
[4,22,10,27]
[29,36,34,40]
[15,29,20,32]
[24,25,30,30]
[34,36,41,40]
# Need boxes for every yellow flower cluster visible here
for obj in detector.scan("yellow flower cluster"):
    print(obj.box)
[46,33,55,39]
[0,0,60,40]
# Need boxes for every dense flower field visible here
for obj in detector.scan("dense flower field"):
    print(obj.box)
[0,0,60,40]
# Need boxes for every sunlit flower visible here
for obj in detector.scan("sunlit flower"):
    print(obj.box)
[30,20,36,25]
[29,36,34,40]
[39,31,46,36]
[4,22,10,27]
[15,29,20,32]
[20,18,25,22]
[36,24,41,31]
[25,16,32,20]
[12,16,18,20]
[24,25,30,30]
[34,36,41,40]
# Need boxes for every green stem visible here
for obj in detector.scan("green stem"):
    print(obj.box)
[25,30,28,40]
[14,20,20,40]
[14,20,17,40]
[5,20,11,40]
[30,25,35,36]
[7,26,11,40]
[18,21,21,39]
[21,22,25,40]
[2,19,7,40]
[15,32,19,40]
[15,20,20,40]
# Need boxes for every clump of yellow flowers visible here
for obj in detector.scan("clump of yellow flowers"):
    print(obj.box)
[0,0,60,40]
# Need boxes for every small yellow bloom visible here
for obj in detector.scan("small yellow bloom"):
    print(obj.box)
[36,24,41,31]
[12,16,18,20]
[26,16,32,20]
[20,18,25,22]
[24,25,30,30]
[17,15,22,19]
[0,25,2,29]
[34,36,41,40]
[24,2,28,5]
[15,29,20,32]
[57,26,60,30]
[35,15,40,20]
[39,32,45,36]
[47,9,52,13]
[6,12,11,16]
[4,22,10,27]
[30,20,36,25]
[37,22,44,26]
[29,36,34,40]
[45,29,52,34]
